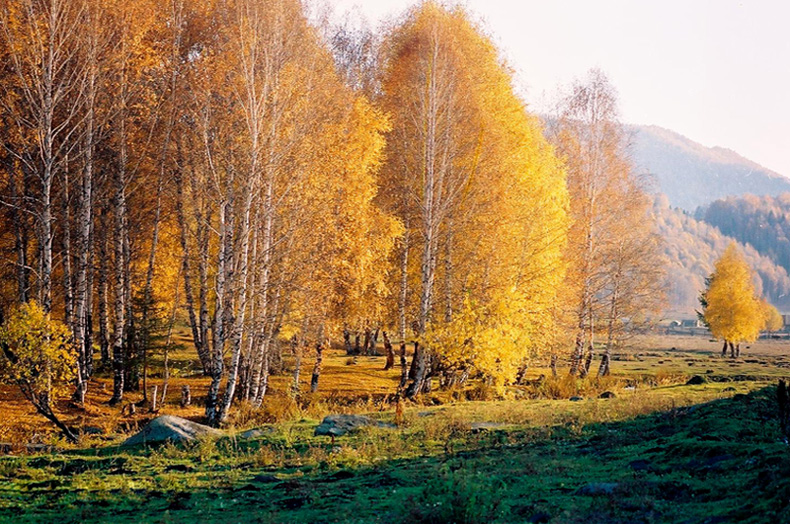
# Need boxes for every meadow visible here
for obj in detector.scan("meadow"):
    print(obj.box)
[1,334,789,523]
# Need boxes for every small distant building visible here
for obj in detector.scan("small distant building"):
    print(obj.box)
[680,319,704,328]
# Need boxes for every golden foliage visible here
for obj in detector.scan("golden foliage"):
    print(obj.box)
[0,301,76,399]
[704,243,764,344]
[760,299,784,333]
[379,3,569,386]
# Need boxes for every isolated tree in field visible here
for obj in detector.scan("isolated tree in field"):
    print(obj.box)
[701,243,764,357]
[379,3,568,394]
[0,302,77,442]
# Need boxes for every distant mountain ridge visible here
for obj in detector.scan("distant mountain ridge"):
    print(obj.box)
[628,125,790,211]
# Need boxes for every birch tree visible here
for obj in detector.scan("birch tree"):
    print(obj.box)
[0,0,88,315]
[379,3,568,395]
[550,69,663,377]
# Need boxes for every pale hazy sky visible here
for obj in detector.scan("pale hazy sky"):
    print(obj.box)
[330,0,790,177]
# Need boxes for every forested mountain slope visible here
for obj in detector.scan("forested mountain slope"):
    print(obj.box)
[630,125,790,211]
[698,194,790,279]
[654,195,790,314]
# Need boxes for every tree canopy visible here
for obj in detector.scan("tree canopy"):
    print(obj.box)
[702,243,765,348]
[377,3,568,392]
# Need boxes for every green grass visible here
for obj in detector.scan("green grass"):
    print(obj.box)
[1,379,788,523]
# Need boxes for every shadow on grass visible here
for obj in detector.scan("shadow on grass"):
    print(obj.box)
[2,387,790,524]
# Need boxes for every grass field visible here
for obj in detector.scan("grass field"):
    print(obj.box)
[0,333,789,523]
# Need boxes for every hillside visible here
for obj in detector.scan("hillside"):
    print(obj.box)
[630,125,790,211]
[653,195,790,315]
[699,194,790,279]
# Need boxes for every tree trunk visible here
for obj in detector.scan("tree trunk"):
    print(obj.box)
[598,352,610,377]
[217,192,257,424]
[139,175,164,403]
[252,283,281,407]
[581,344,593,378]
[248,177,276,403]
[406,344,431,398]
[399,341,408,388]
[515,362,528,385]
[550,354,558,377]
[444,228,453,323]
[370,328,380,356]
[569,331,584,376]
[408,341,420,380]
[175,168,210,375]
[205,197,232,426]
[122,209,136,392]
[253,348,270,407]
[7,164,29,303]
[97,207,110,368]
[109,157,127,406]
[310,332,325,393]
[383,331,395,370]
[362,328,372,356]
[74,150,96,392]
[398,222,409,350]
[36,400,78,444]
[151,385,158,413]
[291,337,302,398]
[180,385,191,407]
[599,275,619,377]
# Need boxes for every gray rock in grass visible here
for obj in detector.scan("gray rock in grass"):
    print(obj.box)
[123,415,223,446]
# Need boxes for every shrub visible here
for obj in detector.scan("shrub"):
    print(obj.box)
[0,302,78,442]
[399,465,504,524]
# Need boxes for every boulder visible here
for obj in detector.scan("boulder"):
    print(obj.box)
[123,415,223,446]
[569,396,584,402]
[598,391,616,399]
[238,427,275,439]
[314,414,395,437]
[686,375,707,385]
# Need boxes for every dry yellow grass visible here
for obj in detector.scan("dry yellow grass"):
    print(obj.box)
[1,332,787,446]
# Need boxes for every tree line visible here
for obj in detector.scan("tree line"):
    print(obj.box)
[699,193,790,282]
[0,0,663,430]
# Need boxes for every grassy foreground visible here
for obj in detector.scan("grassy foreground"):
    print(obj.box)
[0,378,788,523]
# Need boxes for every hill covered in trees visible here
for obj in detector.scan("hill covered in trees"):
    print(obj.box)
[653,195,790,315]
[630,125,790,211]
[698,194,790,281]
